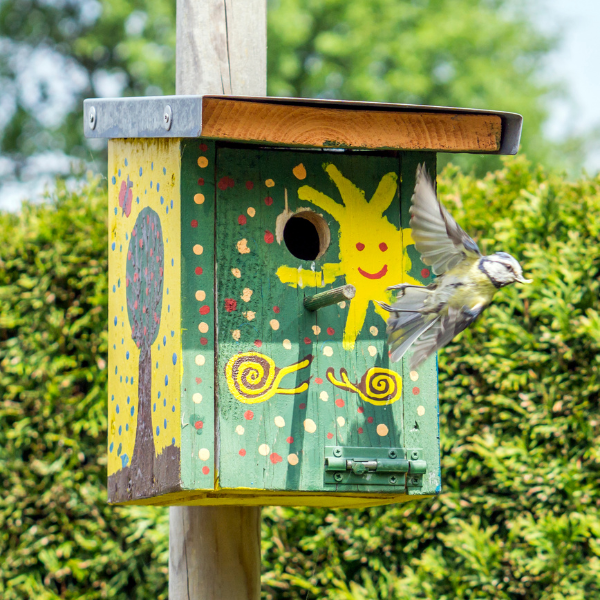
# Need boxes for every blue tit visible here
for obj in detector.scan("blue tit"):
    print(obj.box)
[379,163,531,370]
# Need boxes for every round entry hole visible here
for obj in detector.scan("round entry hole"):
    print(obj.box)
[283,212,330,261]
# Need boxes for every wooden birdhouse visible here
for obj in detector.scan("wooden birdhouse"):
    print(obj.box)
[85,95,521,507]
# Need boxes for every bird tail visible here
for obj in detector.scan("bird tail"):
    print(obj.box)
[378,286,439,364]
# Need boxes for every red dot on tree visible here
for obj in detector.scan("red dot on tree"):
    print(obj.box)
[413,387,420,395]
[335,398,345,407]
[200,337,208,346]
[367,416,374,423]
[327,432,333,440]
[191,219,198,228]
[264,196,273,206]
[198,178,205,186]
[254,339,262,348]
[218,177,229,191]
[199,143,208,152]
[239,449,246,456]
[356,242,365,251]
[315,377,323,384]
[379,242,388,252]
[202,466,210,475]
[264,230,274,244]
[245,181,254,190]
[304,337,311,344]
[299,403,306,410]
[244,410,254,420]
[358,427,364,434]
[421,268,430,278]
[195,377,202,384]
[195,266,203,275]
[286,436,294,444]
[199,305,210,315]
[327,327,335,335]
[194,420,203,429]
[273,306,280,313]
[357,407,364,414]
[270,453,283,464]
[238,214,247,225]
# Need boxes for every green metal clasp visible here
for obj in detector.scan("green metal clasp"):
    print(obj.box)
[324,446,426,488]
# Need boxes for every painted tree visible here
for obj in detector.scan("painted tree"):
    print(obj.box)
[125,207,164,489]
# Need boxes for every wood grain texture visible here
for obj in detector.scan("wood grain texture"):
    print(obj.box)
[202,98,503,152]
[176,0,266,96]
[169,506,261,600]
[180,139,216,490]
[117,488,430,508]
[213,146,437,496]
[399,152,441,497]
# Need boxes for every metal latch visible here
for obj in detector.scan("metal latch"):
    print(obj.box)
[324,446,426,488]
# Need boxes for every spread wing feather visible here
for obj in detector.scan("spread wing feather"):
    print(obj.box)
[410,163,481,275]
[408,304,485,370]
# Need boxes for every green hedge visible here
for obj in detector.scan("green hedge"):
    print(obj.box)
[2,158,600,599]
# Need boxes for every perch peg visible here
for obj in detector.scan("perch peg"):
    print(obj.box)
[304,284,356,311]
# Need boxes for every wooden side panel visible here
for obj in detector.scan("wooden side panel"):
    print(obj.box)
[214,146,433,498]
[202,98,502,153]
[400,152,441,496]
[107,139,182,503]
[180,140,216,490]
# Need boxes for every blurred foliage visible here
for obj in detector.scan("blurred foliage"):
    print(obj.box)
[0,179,169,599]
[0,0,574,179]
[3,157,600,597]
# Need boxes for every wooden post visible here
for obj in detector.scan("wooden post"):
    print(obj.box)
[171,1,266,599]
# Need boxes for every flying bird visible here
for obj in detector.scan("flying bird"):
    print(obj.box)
[379,164,531,370]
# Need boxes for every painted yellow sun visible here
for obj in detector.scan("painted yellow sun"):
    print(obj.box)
[276,163,418,349]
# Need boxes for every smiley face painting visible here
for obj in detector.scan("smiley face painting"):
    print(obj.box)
[276,163,419,349]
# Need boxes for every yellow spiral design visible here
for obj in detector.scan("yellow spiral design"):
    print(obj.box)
[362,368,402,405]
[326,366,402,406]
[226,352,312,404]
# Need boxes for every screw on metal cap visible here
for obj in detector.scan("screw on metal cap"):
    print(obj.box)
[88,106,96,130]
[163,105,173,131]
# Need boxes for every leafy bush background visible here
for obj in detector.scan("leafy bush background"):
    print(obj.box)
[2,157,600,598]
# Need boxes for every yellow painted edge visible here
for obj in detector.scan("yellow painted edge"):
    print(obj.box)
[110,488,433,508]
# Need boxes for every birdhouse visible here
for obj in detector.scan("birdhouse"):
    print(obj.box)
[85,95,521,507]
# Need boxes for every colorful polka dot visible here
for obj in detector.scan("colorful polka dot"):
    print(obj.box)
[198,157,208,168]
[195,354,205,366]
[319,391,329,402]
[192,393,202,404]
[288,453,299,465]
[244,410,254,420]
[410,371,419,381]
[198,448,210,461]
[413,387,420,395]
[194,193,205,204]
[337,417,346,427]
[304,419,317,433]
[417,405,425,416]
[193,244,203,255]
[239,449,246,456]
[270,319,280,330]
[235,425,245,435]
[199,322,209,333]
[265,179,275,187]
[195,290,206,301]
[274,416,285,427]
[323,346,333,357]
[258,444,270,456]
[376,424,389,436]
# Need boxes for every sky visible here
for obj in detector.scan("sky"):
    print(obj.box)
[541,0,600,168]
[1,0,600,211]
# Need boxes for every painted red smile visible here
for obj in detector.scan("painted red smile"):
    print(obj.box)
[358,265,388,279]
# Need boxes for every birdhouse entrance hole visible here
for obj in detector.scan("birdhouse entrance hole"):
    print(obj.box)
[283,212,330,261]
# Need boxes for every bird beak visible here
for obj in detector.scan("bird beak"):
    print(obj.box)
[516,275,533,284]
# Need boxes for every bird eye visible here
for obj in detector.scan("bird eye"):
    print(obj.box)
[356,243,365,251]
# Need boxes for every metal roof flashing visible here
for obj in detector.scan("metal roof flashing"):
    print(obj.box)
[83,95,522,155]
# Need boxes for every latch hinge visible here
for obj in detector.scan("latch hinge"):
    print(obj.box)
[324,446,426,488]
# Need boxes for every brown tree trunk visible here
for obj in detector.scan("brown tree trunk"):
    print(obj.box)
[129,345,154,497]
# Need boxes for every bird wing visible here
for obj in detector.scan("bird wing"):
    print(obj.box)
[408,303,486,370]
[410,163,481,275]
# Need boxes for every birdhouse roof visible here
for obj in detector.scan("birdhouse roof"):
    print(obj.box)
[84,95,522,155]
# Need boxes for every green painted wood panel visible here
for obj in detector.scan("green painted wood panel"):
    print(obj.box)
[400,151,441,496]
[214,146,439,496]
[180,139,216,489]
